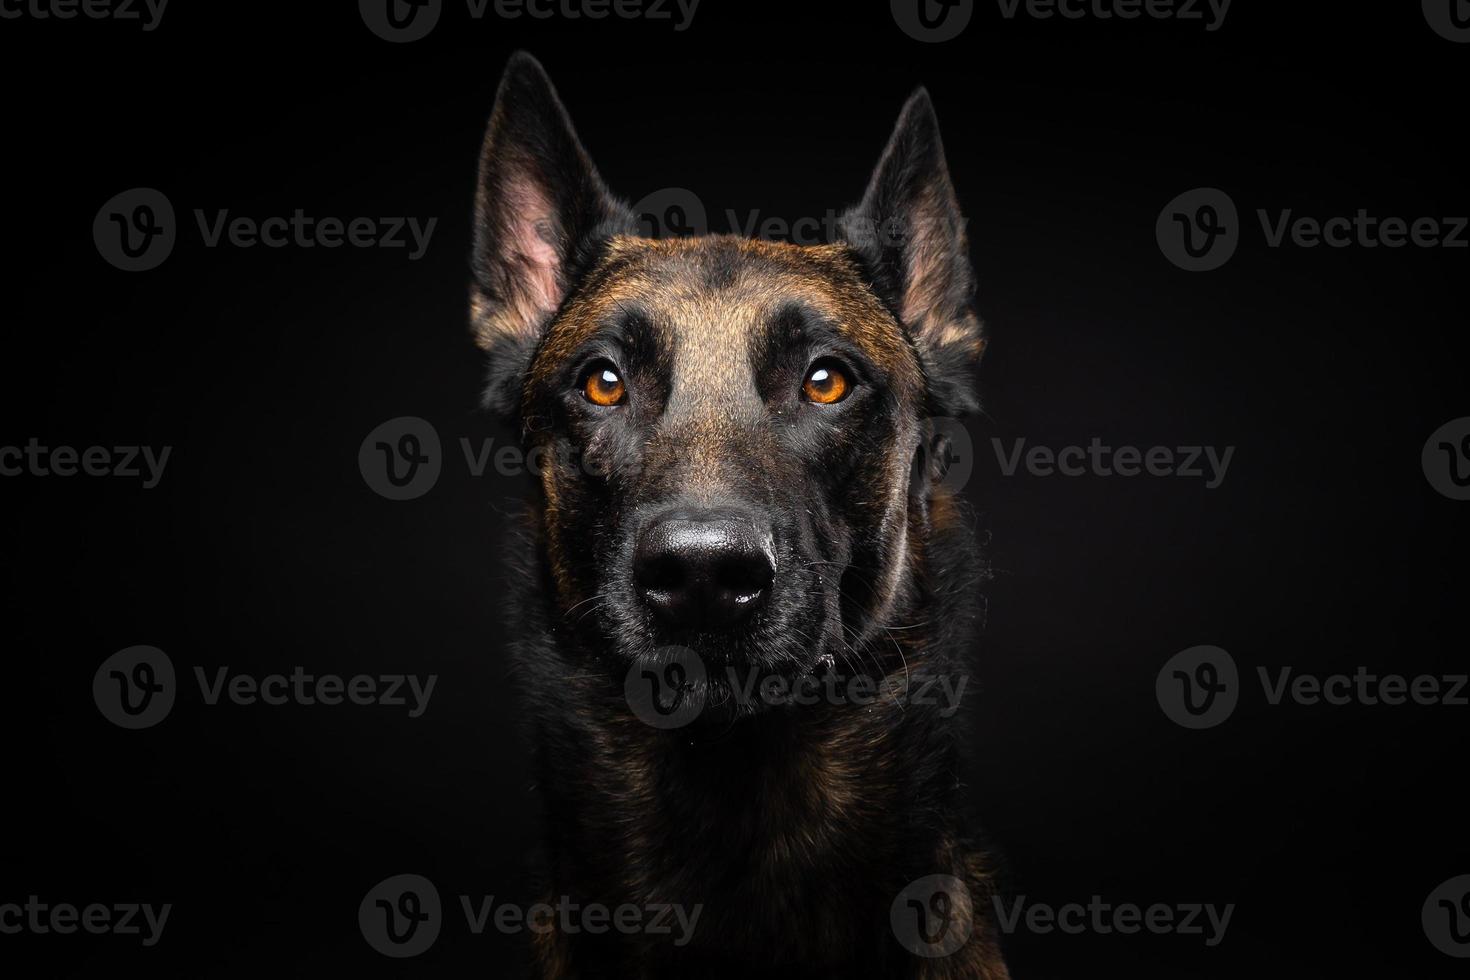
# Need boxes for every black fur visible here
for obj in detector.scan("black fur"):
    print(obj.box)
[470,53,1008,979]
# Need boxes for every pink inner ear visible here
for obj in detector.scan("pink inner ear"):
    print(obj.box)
[899,185,952,328]
[504,176,562,319]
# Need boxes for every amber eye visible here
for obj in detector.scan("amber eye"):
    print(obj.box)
[802,361,851,404]
[583,362,626,406]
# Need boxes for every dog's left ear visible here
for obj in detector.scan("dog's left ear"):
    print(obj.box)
[471,52,635,415]
[839,88,982,415]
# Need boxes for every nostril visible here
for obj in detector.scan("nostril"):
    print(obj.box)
[716,551,774,601]
[636,552,687,595]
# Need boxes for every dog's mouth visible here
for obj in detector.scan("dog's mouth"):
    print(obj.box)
[560,498,907,727]
[587,536,914,729]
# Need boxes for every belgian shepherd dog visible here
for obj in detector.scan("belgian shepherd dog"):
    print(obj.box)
[470,52,1009,979]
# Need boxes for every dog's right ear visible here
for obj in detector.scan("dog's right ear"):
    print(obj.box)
[838,88,982,417]
[471,52,634,416]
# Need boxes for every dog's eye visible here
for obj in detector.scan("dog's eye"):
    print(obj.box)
[582,361,627,407]
[801,360,851,405]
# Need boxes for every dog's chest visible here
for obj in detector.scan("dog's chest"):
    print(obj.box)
[558,703,919,961]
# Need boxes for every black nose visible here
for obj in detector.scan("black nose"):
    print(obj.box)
[633,508,775,631]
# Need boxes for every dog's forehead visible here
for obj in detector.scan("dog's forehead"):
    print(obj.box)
[537,236,922,392]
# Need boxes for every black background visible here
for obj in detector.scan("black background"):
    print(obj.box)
[1,1,1465,976]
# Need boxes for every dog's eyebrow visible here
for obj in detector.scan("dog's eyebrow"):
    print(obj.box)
[569,305,643,349]
[764,301,849,352]
[581,306,667,371]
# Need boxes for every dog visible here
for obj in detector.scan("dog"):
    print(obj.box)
[470,52,1009,979]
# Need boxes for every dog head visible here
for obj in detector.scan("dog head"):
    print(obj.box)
[472,53,982,691]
